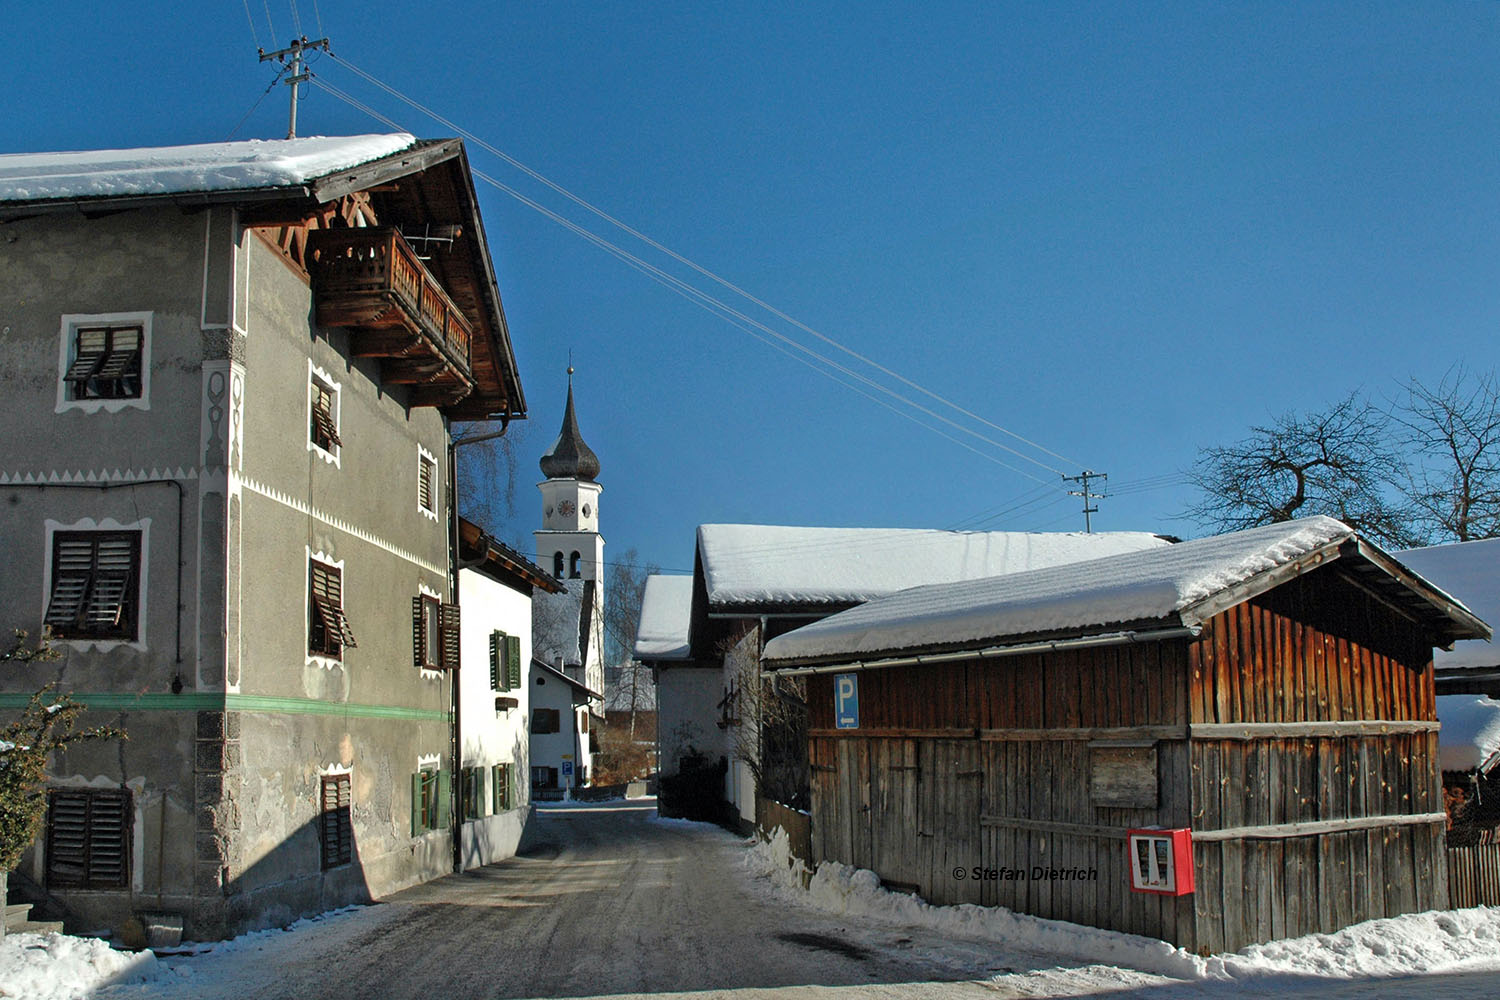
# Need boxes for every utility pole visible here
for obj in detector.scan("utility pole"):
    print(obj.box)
[1063,470,1107,533]
[259,37,331,139]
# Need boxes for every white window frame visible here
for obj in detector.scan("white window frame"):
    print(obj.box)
[305,546,346,671]
[416,445,439,521]
[40,517,151,653]
[307,360,342,468]
[55,312,153,415]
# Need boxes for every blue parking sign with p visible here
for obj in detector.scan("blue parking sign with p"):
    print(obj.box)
[835,673,859,729]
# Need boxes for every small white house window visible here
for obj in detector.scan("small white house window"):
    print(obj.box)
[55,312,152,414]
[417,447,439,520]
[308,363,342,465]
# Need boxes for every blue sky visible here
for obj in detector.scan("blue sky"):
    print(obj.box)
[7,2,1498,575]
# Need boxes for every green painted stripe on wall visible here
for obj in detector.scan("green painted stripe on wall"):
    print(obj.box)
[0,691,447,722]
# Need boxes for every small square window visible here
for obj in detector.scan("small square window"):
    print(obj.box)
[310,378,341,456]
[64,326,143,400]
[44,531,142,641]
[532,708,560,734]
[309,559,356,659]
[417,450,438,519]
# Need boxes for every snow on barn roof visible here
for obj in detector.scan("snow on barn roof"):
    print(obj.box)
[1398,538,1500,672]
[763,516,1488,667]
[1437,695,1500,773]
[634,575,693,660]
[696,523,1173,610]
[0,133,417,203]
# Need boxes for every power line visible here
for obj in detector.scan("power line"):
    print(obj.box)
[241,0,263,50]
[311,73,1073,490]
[320,52,1084,478]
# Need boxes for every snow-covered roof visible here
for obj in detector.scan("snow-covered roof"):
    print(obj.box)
[635,575,693,660]
[764,516,1487,666]
[0,134,417,203]
[1398,538,1500,672]
[1437,695,1500,773]
[696,523,1173,609]
[533,658,601,700]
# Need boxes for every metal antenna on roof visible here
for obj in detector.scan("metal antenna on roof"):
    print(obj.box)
[259,36,331,138]
[1063,470,1107,533]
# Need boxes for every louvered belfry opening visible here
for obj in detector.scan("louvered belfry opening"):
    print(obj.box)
[43,531,141,640]
[320,774,353,870]
[46,788,131,889]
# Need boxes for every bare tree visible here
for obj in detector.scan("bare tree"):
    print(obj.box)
[1186,392,1417,548]
[453,420,529,534]
[600,548,659,757]
[723,632,808,810]
[1392,367,1500,543]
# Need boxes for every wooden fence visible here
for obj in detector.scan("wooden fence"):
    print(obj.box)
[1447,844,1500,907]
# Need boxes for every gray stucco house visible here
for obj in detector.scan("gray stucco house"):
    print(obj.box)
[0,133,525,939]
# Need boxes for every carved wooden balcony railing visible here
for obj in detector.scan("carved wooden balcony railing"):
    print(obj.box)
[308,228,476,408]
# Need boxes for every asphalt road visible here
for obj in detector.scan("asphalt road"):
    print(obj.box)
[97,799,1500,1000]
[107,800,1017,1000]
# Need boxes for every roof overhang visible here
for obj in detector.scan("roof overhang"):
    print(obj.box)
[459,518,563,594]
[533,658,602,701]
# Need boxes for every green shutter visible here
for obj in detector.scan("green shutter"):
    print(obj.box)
[490,631,502,690]
[435,769,452,829]
[411,772,424,835]
[506,635,522,689]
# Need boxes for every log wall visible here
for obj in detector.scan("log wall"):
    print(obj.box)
[801,564,1445,953]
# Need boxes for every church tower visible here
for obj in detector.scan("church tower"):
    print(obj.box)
[533,369,606,748]
[535,368,605,586]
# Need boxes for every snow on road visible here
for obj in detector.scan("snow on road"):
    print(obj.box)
[6,798,1500,999]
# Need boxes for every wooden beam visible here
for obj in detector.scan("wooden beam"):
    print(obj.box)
[807,727,978,740]
[979,815,1128,840]
[980,725,1188,742]
[1191,812,1447,842]
[1189,720,1438,740]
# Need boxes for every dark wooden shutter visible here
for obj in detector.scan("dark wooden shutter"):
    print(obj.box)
[310,383,341,449]
[417,456,435,513]
[439,603,461,670]
[45,532,139,639]
[46,788,130,889]
[413,597,427,668]
[320,774,352,869]
[62,328,109,385]
[310,561,356,654]
[506,635,522,689]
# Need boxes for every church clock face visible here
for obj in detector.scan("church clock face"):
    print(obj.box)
[558,499,576,517]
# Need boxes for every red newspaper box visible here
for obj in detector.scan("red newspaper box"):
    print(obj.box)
[1127,827,1194,896]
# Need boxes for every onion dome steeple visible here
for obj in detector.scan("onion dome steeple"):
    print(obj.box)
[538,367,600,482]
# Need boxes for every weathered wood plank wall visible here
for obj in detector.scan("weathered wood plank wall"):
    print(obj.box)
[1447,844,1500,907]
[801,564,1444,953]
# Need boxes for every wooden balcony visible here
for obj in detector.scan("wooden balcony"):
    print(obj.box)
[308,227,476,408]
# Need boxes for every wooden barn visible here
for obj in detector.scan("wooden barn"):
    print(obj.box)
[760,517,1489,953]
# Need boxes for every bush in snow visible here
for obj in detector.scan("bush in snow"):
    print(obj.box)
[1,629,126,875]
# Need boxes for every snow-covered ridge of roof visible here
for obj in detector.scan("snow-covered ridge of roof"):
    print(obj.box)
[1398,538,1500,671]
[763,517,1359,664]
[1437,695,1500,773]
[634,575,693,660]
[697,523,1173,608]
[0,133,417,202]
